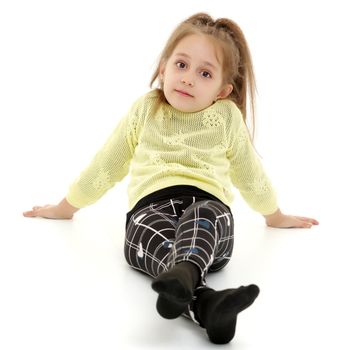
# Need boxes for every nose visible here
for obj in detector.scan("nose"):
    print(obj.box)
[181,74,194,87]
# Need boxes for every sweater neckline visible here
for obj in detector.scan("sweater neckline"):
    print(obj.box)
[161,100,223,119]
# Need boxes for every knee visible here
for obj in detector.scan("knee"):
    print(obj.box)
[178,203,217,232]
[182,200,217,219]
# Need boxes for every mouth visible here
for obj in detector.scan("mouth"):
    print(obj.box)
[174,89,194,98]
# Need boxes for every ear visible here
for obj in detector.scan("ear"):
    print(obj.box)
[216,84,233,100]
[159,60,166,81]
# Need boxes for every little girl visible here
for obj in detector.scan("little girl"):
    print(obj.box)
[23,13,318,344]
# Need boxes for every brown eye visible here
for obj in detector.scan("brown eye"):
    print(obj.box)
[176,61,186,69]
[201,71,212,78]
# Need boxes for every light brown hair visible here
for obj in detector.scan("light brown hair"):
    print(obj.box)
[150,12,257,138]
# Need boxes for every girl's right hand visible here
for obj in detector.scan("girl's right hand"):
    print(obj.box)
[23,198,79,220]
[23,205,74,220]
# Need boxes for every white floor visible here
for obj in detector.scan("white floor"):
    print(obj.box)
[1,186,349,350]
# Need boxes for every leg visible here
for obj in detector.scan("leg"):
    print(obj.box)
[168,199,235,285]
[152,199,235,318]
[124,198,181,278]
[152,199,259,344]
[125,196,204,318]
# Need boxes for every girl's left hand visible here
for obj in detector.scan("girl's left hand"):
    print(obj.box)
[264,208,319,229]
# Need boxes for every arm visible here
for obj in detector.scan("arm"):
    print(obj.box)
[227,105,318,229]
[65,98,142,208]
[23,197,79,220]
[227,107,278,215]
[23,95,144,220]
[23,115,134,219]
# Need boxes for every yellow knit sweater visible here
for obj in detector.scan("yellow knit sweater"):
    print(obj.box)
[66,90,278,215]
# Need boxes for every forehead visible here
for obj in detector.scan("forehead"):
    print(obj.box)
[172,34,223,67]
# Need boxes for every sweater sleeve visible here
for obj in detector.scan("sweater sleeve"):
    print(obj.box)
[66,98,142,208]
[226,106,278,215]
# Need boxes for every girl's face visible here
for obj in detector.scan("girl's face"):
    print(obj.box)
[160,34,233,113]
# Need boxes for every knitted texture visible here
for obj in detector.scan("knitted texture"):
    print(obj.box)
[66,90,278,215]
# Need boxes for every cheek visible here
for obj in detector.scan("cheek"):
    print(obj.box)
[201,83,221,97]
[165,75,178,90]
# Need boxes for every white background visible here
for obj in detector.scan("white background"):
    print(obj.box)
[1,0,349,349]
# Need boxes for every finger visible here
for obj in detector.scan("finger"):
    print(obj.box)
[295,216,319,225]
[285,217,312,229]
[296,218,313,228]
[23,210,36,217]
[285,220,312,229]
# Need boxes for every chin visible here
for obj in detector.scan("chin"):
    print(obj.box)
[165,93,208,113]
